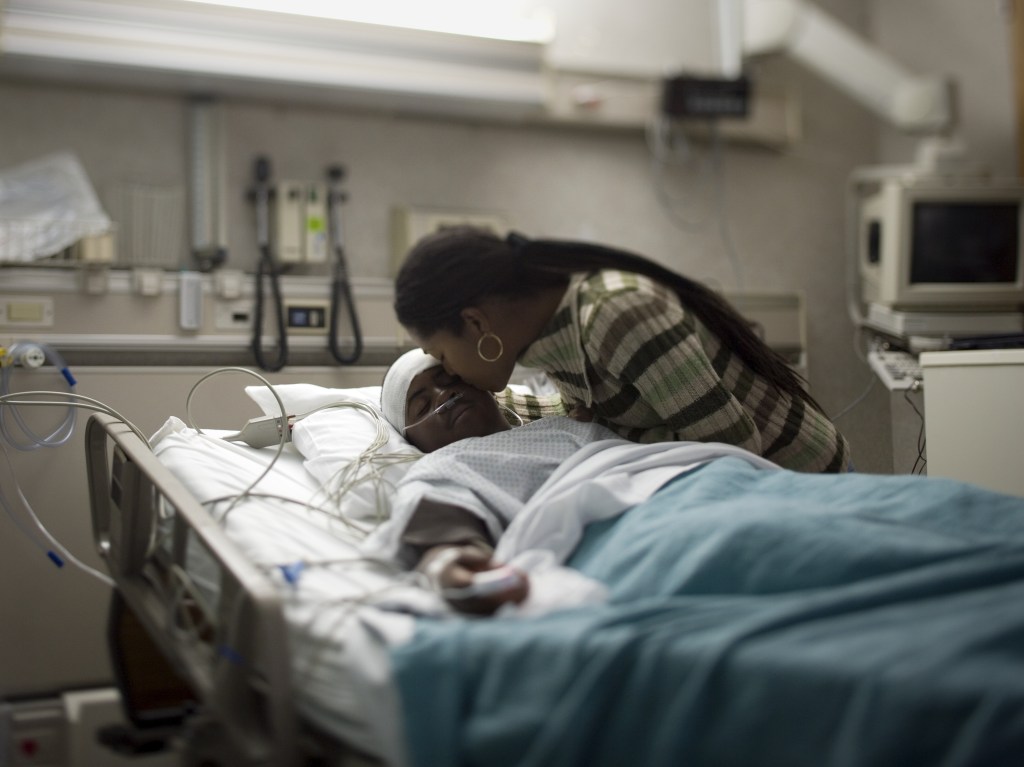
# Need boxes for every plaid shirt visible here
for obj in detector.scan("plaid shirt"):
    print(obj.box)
[502,270,851,473]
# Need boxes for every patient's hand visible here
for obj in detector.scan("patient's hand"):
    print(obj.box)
[421,545,529,615]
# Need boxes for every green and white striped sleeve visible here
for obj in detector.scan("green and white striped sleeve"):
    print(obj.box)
[494,388,566,424]
[581,283,762,452]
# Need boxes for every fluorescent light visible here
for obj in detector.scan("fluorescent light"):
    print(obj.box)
[178,0,555,43]
[0,0,549,116]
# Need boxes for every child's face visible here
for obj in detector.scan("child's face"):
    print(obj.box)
[403,366,509,452]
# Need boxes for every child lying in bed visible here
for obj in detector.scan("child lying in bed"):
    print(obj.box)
[364,348,626,615]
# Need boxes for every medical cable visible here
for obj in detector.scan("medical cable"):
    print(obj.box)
[0,464,114,587]
[645,116,745,290]
[249,156,289,372]
[708,121,745,292]
[300,400,419,532]
[829,374,877,422]
[903,385,927,475]
[201,492,349,530]
[0,436,115,587]
[187,369,418,532]
[185,368,420,533]
[0,479,58,562]
[0,341,77,451]
[315,448,419,534]
[0,391,149,444]
[326,164,363,365]
[0,389,149,586]
[646,115,714,232]
[185,367,290,518]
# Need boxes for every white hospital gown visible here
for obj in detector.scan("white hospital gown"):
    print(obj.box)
[360,417,617,566]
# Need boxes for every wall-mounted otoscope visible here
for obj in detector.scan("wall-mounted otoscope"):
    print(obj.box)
[326,164,363,365]
[249,156,288,372]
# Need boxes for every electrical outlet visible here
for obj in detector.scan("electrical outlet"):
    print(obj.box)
[214,299,254,331]
[284,299,330,335]
[3,698,68,766]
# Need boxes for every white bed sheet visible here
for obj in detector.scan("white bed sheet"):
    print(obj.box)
[147,410,783,766]
[150,417,419,767]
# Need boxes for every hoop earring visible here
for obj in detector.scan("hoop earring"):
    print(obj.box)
[477,332,503,363]
[499,404,524,427]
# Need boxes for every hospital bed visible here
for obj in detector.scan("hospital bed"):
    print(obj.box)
[85,382,1024,767]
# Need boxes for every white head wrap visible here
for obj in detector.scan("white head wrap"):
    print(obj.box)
[381,348,443,433]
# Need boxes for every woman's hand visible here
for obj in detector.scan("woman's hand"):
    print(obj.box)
[420,545,529,615]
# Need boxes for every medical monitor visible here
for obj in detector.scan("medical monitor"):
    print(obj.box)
[858,175,1024,313]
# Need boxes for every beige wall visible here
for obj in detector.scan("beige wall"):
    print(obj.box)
[0,60,891,461]
[869,0,1018,174]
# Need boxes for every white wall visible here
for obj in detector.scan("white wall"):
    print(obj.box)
[869,0,1017,173]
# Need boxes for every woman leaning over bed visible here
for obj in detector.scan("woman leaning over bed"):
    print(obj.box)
[394,226,852,473]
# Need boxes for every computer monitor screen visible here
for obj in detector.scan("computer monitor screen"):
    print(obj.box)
[911,202,1020,285]
[857,175,1024,315]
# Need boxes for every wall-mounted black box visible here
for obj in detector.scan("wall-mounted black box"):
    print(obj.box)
[661,76,752,119]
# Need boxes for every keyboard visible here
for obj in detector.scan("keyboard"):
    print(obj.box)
[867,349,923,391]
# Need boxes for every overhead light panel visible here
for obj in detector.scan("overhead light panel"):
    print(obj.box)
[178,0,555,43]
[0,0,549,116]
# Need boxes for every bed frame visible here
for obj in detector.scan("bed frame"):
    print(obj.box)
[85,413,363,766]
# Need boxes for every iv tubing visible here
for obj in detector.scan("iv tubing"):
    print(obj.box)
[0,341,77,451]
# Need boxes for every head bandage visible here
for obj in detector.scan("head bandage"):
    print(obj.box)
[381,349,443,433]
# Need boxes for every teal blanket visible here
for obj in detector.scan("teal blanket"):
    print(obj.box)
[391,459,1024,767]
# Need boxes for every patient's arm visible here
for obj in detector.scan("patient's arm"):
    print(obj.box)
[401,498,496,552]
[403,499,529,614]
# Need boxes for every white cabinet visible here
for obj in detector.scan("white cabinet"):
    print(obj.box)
[920,349,1024,497]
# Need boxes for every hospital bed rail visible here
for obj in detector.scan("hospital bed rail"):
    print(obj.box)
[85,412,306,766]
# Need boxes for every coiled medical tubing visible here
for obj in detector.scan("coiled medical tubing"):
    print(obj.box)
[0,341,77,450]
[0,341,133,586]
[250,156,289,372]
[326,164,363,365]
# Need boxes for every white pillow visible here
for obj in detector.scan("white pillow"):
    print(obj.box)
[245,382,384,418]
[245,384,421,523]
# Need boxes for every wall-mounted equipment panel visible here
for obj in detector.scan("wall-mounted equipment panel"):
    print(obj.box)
[0,267,401,366]
[391,206,509,275]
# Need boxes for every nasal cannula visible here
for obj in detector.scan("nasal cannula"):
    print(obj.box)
[403,392,463,434]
